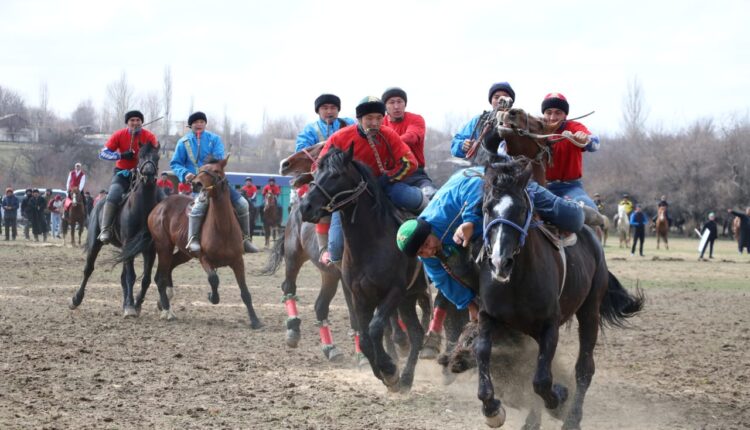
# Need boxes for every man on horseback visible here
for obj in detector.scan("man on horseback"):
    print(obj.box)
[593,192,605,213]
[315,96,425,266]
[541,92,600,210]
[242,177,257,201]
[382,87,437,200]
[619,193,634,215]
[452,82,515,163]
[295,94,355,152]
[97,110,159,244]
[64,162,86,221]
[654,194,672,227]
[396,163,584,345]
[171,111,259,254]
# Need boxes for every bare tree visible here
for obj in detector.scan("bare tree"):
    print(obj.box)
[622,76,649,141]
[0,85,28,119]
[142,91,161,124]
[222,105,232,154]
[105,72,134,132]
[35,81,51,129]
[72,99,98,131]
[162,66,173,138]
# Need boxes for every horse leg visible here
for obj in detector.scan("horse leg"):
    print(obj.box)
[134,247,156,316]
[69,240,103,309]
[340,279,365,366]
[77,222,83,246]
[122,259,138,318]
[315,270,344,361]
[664,234,669,250]
[562,304,601,430]
[354,302,380,377]
[475,311,505,428]
[656,233,660,249]
[230,258,263,329]
[368,288,403,392]
[396,294,425,393]
[281,237,306,348]
[155,250,176,321]
[532,322,568,411]
[390,313,410,358]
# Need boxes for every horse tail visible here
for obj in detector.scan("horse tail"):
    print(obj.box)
[259,236,285,275]
[83,201,103,254]
[112,229,153,265]
[600,271,645,328]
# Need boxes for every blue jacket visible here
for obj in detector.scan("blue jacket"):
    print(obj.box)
[170,130,225,182]
[295,117,355,152]
[2,195,19,219]
[630,211,648,227]
[451,114,483,158]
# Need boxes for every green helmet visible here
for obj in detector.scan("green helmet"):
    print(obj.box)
[396,218,432,257]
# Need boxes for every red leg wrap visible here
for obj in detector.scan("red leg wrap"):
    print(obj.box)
[284,298,298,318]
[428,306,447,333]
[319,325,333,345]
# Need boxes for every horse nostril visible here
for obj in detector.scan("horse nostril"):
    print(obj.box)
[501,257,514,273]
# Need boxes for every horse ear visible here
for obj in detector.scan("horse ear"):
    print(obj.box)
[517,159,533,185]
[220,157,229,168]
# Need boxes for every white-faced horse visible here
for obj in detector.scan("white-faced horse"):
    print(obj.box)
[614,204,631,248]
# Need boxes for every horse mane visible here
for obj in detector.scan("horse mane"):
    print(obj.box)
[318,148,395,221]
[482,157,530,212]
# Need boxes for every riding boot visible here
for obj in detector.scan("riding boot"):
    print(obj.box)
[236,208,260,253]
[187,213,203,253]
[415,190,430,214]
[97,201,117,244]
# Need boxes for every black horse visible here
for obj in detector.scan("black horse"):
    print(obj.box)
[470,157,644,428]
[298,146,427,392]
[69,143,161,317]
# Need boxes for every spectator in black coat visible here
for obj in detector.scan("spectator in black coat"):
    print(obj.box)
[20,188,33,240]
[28,189,47,242]
[2,187,19,240]
[699,212,718,259]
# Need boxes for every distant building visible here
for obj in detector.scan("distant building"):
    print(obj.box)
[0,114,37,142]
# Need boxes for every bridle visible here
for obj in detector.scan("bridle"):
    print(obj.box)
[482,188,538,258]
[300,147,319,171]
[195,168,226,194]
[309,170,372,214]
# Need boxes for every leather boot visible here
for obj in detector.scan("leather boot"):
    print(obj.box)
[237,209,260,253]
[187,214,203,253]
[97,201,117,244]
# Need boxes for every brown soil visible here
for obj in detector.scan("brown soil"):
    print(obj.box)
[0,239,748,429]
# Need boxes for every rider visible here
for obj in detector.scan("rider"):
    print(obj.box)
[156,172,173,195]
[170,111,259,254]
[540,92,601,210]
[654,194,672,227]
[396,162,584,348]
[382,87,437,200]
[593,192,605,213]
[64,162,86,220]
[619,193,634,215]
[242,177,258,202]
[451,82,515,163]
[262,178,281,198]
[97,110,159,244]
[315,96,424,266]
[295,94,355,152]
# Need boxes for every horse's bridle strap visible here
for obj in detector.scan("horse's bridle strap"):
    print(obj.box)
[311,179,370,213]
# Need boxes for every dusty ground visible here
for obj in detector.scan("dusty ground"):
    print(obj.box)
[1,234,748,429]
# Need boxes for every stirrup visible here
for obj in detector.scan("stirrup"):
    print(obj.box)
[98,228,112,244]
[187,235,201,253]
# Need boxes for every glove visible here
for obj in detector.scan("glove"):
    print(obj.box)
[120,150,135,160]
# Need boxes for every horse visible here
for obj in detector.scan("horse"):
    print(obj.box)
[299,146,427,392]
[68,142,161,317]
[655,205,669,249]
[63,187,86,247]
[128,157,263,328]
[262,192,282,248]
[600,214,610,247]
[473,157,644,428]
[614,204,631,248]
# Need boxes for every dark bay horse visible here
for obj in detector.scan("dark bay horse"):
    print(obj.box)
[69,143,160,317]
[136,158,263,328]
[473,158,644,428]
[299,146,427,392]
[262,192,282,248]
[63,187,86,246]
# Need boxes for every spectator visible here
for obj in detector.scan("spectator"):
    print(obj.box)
[84,191,94,219]
[49,195,64,238]
[20,188,32,240]
[699,212,718,259]
[2,188,19,241]
[28,189,47,242]
[629,204,648,257]
[43,189,53,234]
[728,207,750,254]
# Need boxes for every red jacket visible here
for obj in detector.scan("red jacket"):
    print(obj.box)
[177,182,192,194]
[242,184,258,198]
[318,125,417,181]
[262,184,281,196]
[156,178,172,189]
[105,128,158,170]
[545,120,591,182]
[383,112,426,167]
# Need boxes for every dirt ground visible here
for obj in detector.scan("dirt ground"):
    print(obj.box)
[1,234,748,429]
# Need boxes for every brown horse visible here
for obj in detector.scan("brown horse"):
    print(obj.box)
[130,158,263,328]
[63,187,86,246]
[262,192,282,248]
[656,205,669,249]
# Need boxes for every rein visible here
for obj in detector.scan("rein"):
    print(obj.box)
[196,168,227,193]
[301,147,318,171]
[311,178,371,213]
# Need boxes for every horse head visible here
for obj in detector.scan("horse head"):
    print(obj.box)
[194,157,228,198]
[299,145,373,223]
[490,108,556,160]
[482,157,534,283]
[279,142,325,176]
[137,142,160,184]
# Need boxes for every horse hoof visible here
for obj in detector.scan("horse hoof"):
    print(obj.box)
[250,319,264,330]
[160,309,176,321]
[323,345,345,362]
[166,286,174,300]
[383,372,400,392]
[286,329,301,348]
[207,292,220,305]
[156,301,163,311]
[419,346,439,360]
[68,297,79,310]
[485,406,506,428]
[123,307,138,318]
[356,353,369,370]
[441,369,458,385]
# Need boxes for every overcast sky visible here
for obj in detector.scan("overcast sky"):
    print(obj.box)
[2,0,748,136]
